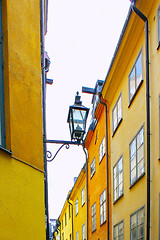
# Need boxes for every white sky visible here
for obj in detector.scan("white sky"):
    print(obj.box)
[45,0,130,220]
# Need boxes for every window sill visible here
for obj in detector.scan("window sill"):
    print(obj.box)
[81,202,85,207]
[128,80,144,108]
[113,193,124,205]
[99,153,106,164]
[112,118,123,137]
[100,220,106,227]
[0,146,12,155]
[129,172,145,189]
[91,171,95,179]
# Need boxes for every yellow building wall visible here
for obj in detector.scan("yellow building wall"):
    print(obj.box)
[86,107,108,240]
[102,0,160,239]
[70,167,87,240]
[59,200,72,240]
[148,0,160,238]
[0,0,46,239]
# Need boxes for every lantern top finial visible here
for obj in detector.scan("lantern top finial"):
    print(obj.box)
[75,91,82,105]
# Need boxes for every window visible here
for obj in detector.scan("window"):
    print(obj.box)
[90,158,95,178]
[99,137,105,163]
[114,221,124,240]
[69,234,71,240]
[62,233,64,240]
[129,50,143,102]
[75,198,78,215]
[65,213,67,226]
[76,231,79,240]
[158,6,160,45]
[82,223,86,240]
[91,203,96,232]
[113,156,123,202]
[112,93,122,134]
[0,0,5,148]
[130,207,145,240]
[81,186,85,206]
[130,126,145,185]
[100,189,106,225]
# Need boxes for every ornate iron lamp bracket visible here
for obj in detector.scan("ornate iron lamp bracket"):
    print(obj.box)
[45,139,81,162]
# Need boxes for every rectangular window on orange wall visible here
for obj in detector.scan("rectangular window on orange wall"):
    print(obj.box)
[100,189,106,225]
[99,137,105,163]
[81,186,85,206]
[90,157,95,178]
[91,203,96,232]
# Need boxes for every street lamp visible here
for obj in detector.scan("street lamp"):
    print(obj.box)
[67,92,89,143]
[45,92,89,162]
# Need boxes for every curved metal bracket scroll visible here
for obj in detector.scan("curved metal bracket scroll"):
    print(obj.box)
[47,144,70,162]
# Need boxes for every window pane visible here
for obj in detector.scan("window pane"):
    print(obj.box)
[117,96,122,122]
[114,225,118,237]
[137,128,144,148]
[131,155,136,171]
[136,53,142,87]
[113,107,118,130]
[130,139,136,158]
[119,182,123,196]
[131,168,136,184]
[129,68,136,99]
[137,159,144,177]
[137,145,144,163]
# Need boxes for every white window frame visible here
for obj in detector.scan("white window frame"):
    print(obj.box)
[75,198,78,215]
[130,206,145,240]
[112,92,122,134]
[128,49,143,103]
[113,220,124,240]
[91,202,96,232]
[100,189,106,225]
[90,157,95,178]
[82,223,86,240]
[99,137,105,163]
[129,126,145,186]
[113,156,123,202]
[81,186,85,206]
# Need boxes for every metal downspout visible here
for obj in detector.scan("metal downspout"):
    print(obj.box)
[82,146,89,240]
[131,3,150,240]
[40,0,49,239]
[67,196,74,240]
[99,95,110,240]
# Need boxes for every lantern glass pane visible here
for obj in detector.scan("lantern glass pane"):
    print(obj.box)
[72,109,86,131]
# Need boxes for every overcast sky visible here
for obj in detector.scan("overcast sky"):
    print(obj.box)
[45,0,130,220]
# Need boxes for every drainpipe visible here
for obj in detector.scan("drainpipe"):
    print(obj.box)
[67,195,74,240]
[40,0,50,239]
[82,146,89,240]
[99,95,110,240]
[130,2,150,240]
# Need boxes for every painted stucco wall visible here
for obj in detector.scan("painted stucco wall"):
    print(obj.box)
[0,0,46,239]
[86,107,108,240]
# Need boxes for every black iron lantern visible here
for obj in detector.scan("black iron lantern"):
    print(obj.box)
[67,92,89,142]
